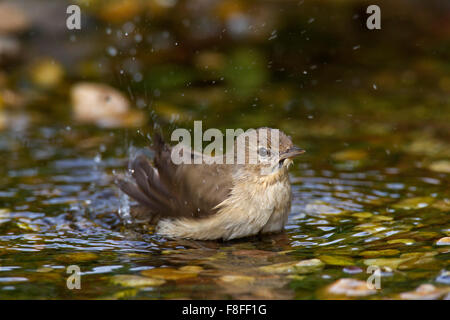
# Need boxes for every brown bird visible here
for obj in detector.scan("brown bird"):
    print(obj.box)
[117,128,305,240]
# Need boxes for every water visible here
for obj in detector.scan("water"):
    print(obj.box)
[0,0,449,300]
[0,112,448,299]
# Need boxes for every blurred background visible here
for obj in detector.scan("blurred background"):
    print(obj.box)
[1,0,449,132]
[0,0,449,299]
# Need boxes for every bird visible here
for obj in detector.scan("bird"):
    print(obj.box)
[117,127,305,241]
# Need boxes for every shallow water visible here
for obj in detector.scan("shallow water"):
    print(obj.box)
[0,0,449,299]
[0,110,449,299]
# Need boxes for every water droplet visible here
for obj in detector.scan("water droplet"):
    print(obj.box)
[107,46,117,57]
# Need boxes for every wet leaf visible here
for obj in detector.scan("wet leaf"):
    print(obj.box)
[435,270,450,285]
[71,82,145,128]
[0,3,30,33]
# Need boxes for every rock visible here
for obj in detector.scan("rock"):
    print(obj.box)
[326,278,377,297]
[71,82,145,128]
[364,252,437,270]
[436,237,450,246]
[387,239,415,245]
[110,274,165,287]
[428,160,450,173]
[392,197,435,210]
[352,212,373,218]
[399,284,450,300]
[0,3,30,34]
[294,259,325,274]
[258,258,324,274]
[319,255,354,266]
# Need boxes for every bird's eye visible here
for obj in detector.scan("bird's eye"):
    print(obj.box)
[258,147,270,157]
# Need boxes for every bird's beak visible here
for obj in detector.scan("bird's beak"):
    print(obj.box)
[279,146,305,160]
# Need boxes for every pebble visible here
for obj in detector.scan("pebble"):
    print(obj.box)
[436,237,450,246]
[71,82,145,128]
[259,258,324,274]
[326,278,377,297]
[399,284,449,300]
[392,197,435,210]
[110,274,165,287]
[0,3,30,34]
[141,266,201,280]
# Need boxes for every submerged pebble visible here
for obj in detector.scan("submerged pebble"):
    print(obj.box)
[392,197,435,210]
[399,284,450,300]
[218,275,255,286]
[436,237,450,246]
[259,259,324,274]
[0,3,30,34]
[71,82,145,128]
[326,278,376,297]
[110,274,166,287]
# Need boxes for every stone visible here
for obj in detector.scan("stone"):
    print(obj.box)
[326,278,376,297]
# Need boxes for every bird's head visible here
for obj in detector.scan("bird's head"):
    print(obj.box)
[234,127,305,177]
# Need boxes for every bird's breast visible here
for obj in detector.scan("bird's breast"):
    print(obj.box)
[156,172,292,240]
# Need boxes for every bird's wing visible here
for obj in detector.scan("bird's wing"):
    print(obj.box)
[117,133,234,221]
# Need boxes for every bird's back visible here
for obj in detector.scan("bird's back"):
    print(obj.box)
[117,134,234,223]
